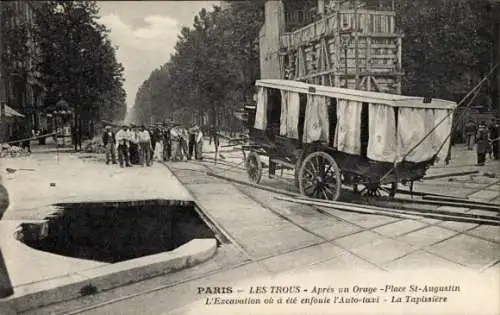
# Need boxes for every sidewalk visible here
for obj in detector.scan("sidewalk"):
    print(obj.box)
[0,152,214,313]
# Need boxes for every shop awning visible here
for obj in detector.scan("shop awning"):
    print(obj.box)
[2,105,25,118]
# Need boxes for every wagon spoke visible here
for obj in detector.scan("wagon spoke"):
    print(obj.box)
[314,156,320,173]
[324,164,332,177]
[321,188,329,200]
[305,168,315,178]
[323,185,335,198]
[303,181,315,190]
[307,160,318,175]
[309,185,318,197]
[304,184,315,195]
[322,187,333,200]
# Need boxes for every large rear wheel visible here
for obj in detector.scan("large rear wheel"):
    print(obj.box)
[298,151,341,201]
[353,182,397,198]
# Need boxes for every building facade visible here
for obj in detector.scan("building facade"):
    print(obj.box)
[0,0,44,142]
[219,1,232,11]
[259,0,403,94]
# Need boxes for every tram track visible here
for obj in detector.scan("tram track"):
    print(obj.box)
[54,159,496,315]
[203,160,500,226]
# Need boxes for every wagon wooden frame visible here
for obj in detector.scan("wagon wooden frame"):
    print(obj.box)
[239,79,457,201]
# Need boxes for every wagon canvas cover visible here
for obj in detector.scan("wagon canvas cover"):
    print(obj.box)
[303,95,329,144]
[334,99,363,155]
[254,80,456,164]
[279,91,300,139]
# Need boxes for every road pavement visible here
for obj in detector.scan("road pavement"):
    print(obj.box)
[0,143,498,315]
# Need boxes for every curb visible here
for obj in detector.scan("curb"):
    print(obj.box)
[3,238,217,314]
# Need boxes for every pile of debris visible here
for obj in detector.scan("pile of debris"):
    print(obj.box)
[82,137,106,154]
[0,144,30,158]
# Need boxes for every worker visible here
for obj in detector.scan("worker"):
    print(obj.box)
[476,121,489,166]
[489,118,499,160]
[194,125,204,160]
[163,122,172,161]
[137,126,153,166]
[188,125,197,160]
[464,119,477,151]
[115,125,131,168]
[102,126,116,165]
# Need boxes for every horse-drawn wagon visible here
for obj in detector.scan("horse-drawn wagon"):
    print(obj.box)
[240,79,457,201]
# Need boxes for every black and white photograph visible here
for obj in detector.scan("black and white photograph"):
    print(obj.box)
[0,0,499,314]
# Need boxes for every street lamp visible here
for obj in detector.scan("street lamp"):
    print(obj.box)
[340,23,352,88]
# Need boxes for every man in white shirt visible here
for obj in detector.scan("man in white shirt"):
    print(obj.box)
[115,125,131,167]
[137,126,153,166]
[194,126,204,160]
[170,125,181,161]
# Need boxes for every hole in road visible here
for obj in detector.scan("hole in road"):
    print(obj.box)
[19,200,228,263]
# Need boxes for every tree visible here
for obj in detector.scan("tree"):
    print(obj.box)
[0,2,30,107]
[132,0,496,131]
[33,1,126,127]
[397,0,496,106]
[132,1,265,130]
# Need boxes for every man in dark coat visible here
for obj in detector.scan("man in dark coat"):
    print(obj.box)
[187,125,197,160]
[489,118,499,160]
[102,126,116,165]
[464,119,477,151]
[476,121,489,166]
[162,123,171,161]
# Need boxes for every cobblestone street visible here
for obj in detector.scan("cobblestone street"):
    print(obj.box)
[0,142,498,314]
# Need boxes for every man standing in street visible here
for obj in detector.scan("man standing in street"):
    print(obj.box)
[102,126,117,165]
[171,125,182,161]
[125,126,135,166]
[138,126,153,166]
[489,118,499,160]
[188,125,197,160]
[194,126,204,160]
[163,122,172,161]
[180,126,189,160]
[464,119,477,151]
[476,121,489,166]
[115,125,131,168]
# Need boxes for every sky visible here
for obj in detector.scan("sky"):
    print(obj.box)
[97,1,220,113]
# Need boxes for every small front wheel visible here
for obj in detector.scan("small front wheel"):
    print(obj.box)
[245,151,262,184]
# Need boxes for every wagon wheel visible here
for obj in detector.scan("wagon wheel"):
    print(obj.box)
[245,151,262,184]
[354,182,397,198]
[299,151,341,201]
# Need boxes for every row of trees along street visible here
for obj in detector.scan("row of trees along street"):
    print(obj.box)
[131,0,498,135]
[131,1,265,133]
[33,1,126,129]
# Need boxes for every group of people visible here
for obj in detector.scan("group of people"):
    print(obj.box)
[464,118,499,166]
[101,123,205,168]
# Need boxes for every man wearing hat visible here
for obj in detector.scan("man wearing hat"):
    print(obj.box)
[102,126,117,165]
[187,125,197,160]
[489,118,499,160]
[476,121,489,166]
[194,125,204,160]
[162,122,172,161]
[137,125,153,166]
[115,125,131,167]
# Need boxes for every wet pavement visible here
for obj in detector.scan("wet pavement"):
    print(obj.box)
[1,142,498,314]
